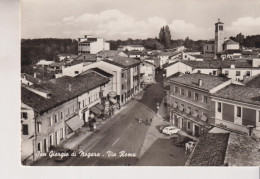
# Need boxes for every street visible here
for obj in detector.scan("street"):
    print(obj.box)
[32,69,186,166]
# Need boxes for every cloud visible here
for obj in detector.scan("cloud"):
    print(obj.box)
[226,17,260,36]
[46,9,211,40]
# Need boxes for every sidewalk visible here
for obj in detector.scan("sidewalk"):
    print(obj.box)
[61,90,143,150]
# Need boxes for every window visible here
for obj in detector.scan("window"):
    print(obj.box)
[54,114,58,123]
[188,91,192,98]
[83,100,85,107]
[217,102,222,113]
[236,106,242,118]
[203,96,208,104]
[75,71,79,74]
[236,71,240,76]
[121,73,124,78]
[194,93,199,101]
[21,112,28,119]
[198,70,201,73]
[67,108,70,116]
[37,142,41,152]
[187,121,191,130]
[174,86,179,94]
[224,70,229,76]
[22,124,28,135]
[122,84,124,90]
[60,112,63,120]
[258,111,260,122]
[37,123,42,133]
[180,88,185,96]
[48,117,53,126]
[89,97,91,104]
[246,71,250,76]
[60,128,64,140]
[213,71,217,75]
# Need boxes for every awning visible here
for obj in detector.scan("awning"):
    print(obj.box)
[89,106,101,115]
[66,115,84,131]
[109,98,117,104]
[95,103,104,110]
[201,115,208,122]
[185,108,191,114]
[192,111,198,118]
[179,105,184,111]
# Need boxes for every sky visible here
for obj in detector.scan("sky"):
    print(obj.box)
[21,0,260,40]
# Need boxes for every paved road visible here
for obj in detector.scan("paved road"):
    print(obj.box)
[33,99,155,166]
[33,70,168,166]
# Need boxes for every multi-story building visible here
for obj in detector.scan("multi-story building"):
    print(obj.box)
[211,84,260,139]
[21,71,110,162]
[140,61,156,84]
[164,59,260,83]
[167,73,232,137]
[97,56,141,105]
[78,35,110,55]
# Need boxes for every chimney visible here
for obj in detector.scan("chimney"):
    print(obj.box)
[68,84,72,92]
[34,72,37,78]
[198,79,203,86]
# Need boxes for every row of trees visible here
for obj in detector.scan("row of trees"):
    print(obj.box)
[21,38,78,66]
[230,33,260,48]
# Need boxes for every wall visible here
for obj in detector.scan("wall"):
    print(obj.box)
[21,103,35,162]
[222,68,260,81]
[225,44,239,50]
[34,97,77,160]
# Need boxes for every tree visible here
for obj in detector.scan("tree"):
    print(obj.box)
[159,25,172,49]
[235,33,245,49]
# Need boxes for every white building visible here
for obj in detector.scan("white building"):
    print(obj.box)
[78,35,110,55]
[36,59,54,67]
[117,45,145,51]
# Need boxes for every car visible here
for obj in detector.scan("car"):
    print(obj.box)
[173,136,193,147]
[162,126,180,135]
[53,148,74,162]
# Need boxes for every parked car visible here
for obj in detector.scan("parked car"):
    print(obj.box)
[162,126,180,135]
[173,136,193,147]
[54,148,74,162]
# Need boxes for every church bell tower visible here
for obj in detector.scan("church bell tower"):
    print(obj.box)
[215,18,224,54]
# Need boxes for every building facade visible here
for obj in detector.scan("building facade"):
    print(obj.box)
[78,35,110,55]
[212,84,260,139]
[167,73,232,137]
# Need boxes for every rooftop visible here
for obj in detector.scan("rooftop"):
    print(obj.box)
[225,133,260,166]
[188,133,230,166]
[75,54,97,61]
[21,73,41,84]
[97,50,124,58]
[80,68,113,78]
[103,56,141,68]
[244,74,260,88]
[21,72,109,113]
[212,84,260,106]
[223,39,239,45]
[170,73,230,91]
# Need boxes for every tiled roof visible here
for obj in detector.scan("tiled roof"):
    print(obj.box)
[244,74,260,88]
[21,73,41,84]
[183,49,200,53]
[21,72,109,113]
[188,133,230,166]
[219,49,241,54]
[221,60,252,68]
[182,60,222,69]
[75,54,97,61]
[212,84,260,105]
[86,68,113,78]
[158,51,177,56]
[50,62,64,67]
[225,133,260,166]
[126,50,143,56]
[224,39,239,45]
[97,50,123,58]
[103,56,141,68]
[170,73,230,91]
